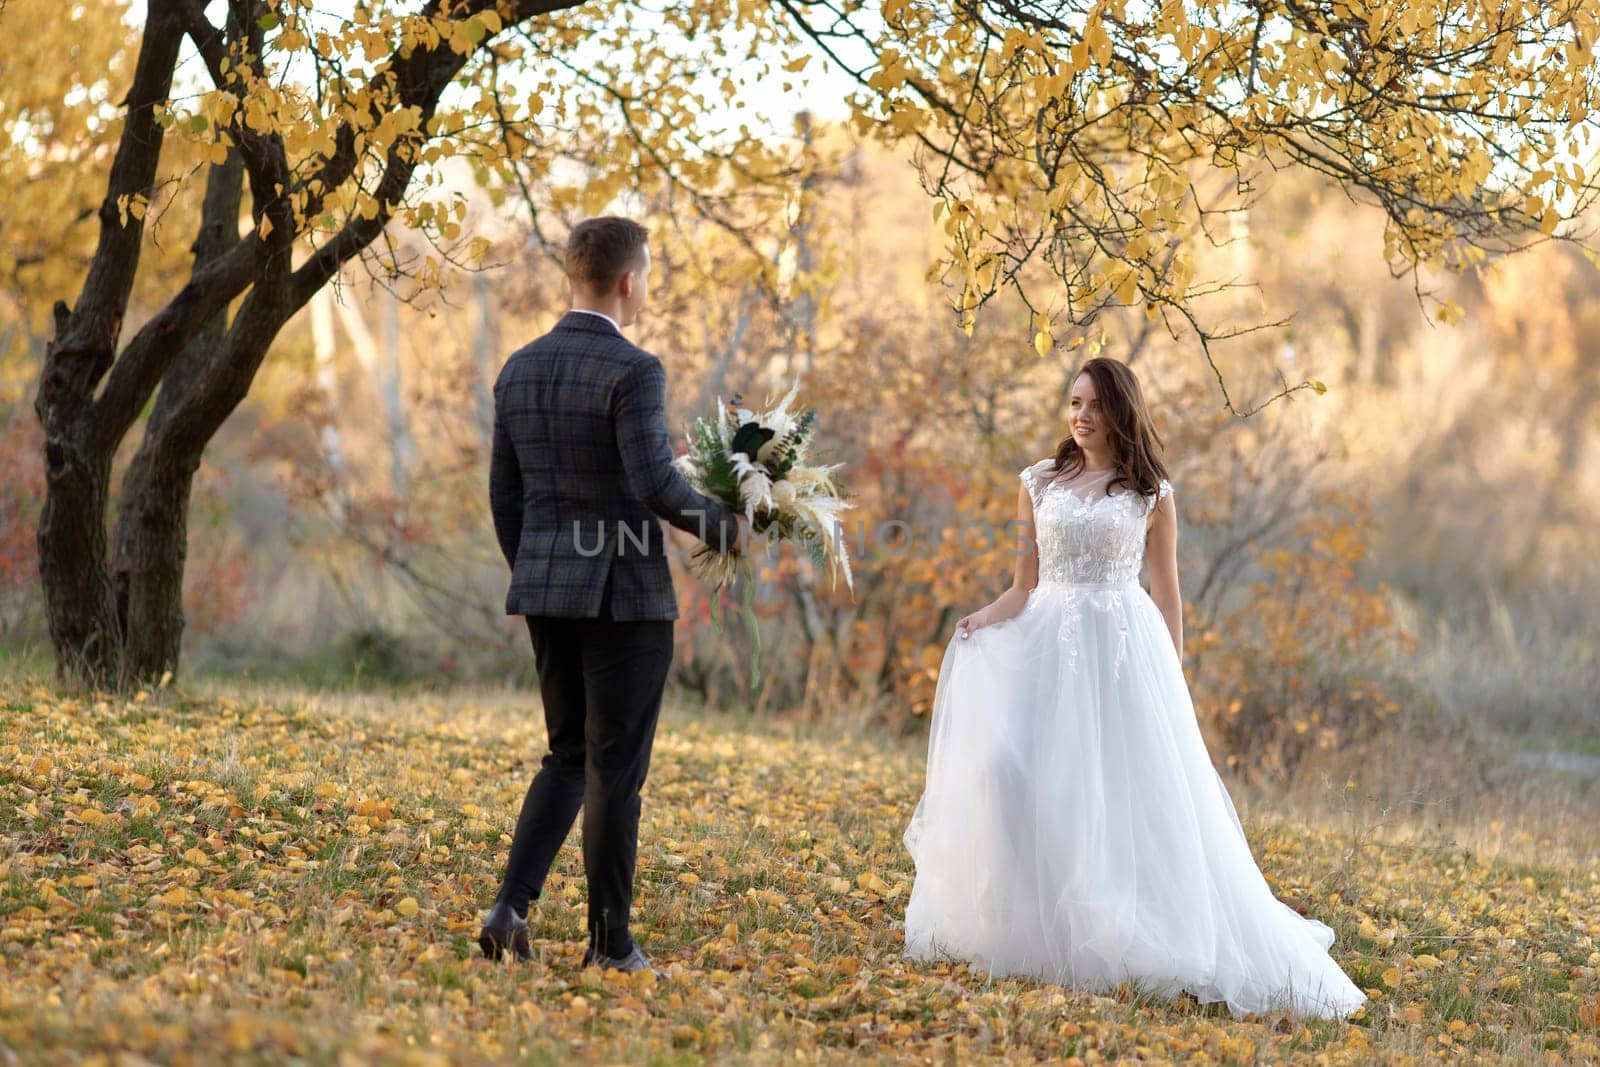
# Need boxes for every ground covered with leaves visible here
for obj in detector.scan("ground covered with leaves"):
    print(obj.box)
[0,679,1597,1065]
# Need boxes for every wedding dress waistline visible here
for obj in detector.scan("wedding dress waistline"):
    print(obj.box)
[1031,579,1142,591]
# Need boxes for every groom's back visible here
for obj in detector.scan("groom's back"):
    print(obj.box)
[491,309,722,621]
[495,312,656,537]
[502,324,635,484]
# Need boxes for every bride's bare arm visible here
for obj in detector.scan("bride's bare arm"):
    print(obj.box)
[1145,492,1182,658]
[957,483,1039,635]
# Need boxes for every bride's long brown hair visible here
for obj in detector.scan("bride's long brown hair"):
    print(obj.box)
[1050,357,1169,500]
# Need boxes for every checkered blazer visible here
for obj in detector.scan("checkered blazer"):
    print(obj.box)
[489,310,740,621]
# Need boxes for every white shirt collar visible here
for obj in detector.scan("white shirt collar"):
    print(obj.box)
[569,308,621,334]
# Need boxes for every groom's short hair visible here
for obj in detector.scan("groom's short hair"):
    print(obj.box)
[565,217,649,293]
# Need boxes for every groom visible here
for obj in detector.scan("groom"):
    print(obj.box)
[479,216,749,974]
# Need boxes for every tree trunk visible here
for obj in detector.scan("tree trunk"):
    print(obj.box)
[36,378,121,686]
[110,443,200,680]
[472,272,499,447]
[35,3,186,688]
[333,288,414,497]
[110,152,244,682]
[36,0,580,689]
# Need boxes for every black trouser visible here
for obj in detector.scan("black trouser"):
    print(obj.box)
[496,572,674,958]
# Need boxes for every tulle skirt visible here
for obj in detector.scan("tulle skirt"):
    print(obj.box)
[902,579,1367,1020]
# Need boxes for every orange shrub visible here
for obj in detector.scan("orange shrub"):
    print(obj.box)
[1186,493,1415,781]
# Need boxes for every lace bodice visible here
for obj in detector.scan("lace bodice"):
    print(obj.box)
[1020,459,1172,585]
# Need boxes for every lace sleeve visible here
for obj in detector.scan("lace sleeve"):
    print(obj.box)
[1019,462,1045,508]
[1150,478,1174,514]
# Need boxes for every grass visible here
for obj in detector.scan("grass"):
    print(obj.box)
[0,675,1596,1064]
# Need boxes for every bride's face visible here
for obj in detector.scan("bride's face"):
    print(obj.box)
[1068,374,1106,452]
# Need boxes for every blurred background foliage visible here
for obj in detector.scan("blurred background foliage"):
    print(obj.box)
[2,2,1595,792]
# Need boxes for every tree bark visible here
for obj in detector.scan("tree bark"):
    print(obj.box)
[110,151,245,682]
[35,334,122,685]
[35,2,186,688]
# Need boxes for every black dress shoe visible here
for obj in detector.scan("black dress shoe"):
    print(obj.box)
[478,899,532,962]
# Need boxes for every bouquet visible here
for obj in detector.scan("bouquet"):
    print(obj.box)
[674,380,853,686]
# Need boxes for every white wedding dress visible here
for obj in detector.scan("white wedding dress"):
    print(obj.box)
[902,460,1367,1019]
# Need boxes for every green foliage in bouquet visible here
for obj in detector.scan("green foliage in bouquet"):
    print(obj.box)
[684,416,744,508]
[763,409,816,482]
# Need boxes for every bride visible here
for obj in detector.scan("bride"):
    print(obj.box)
[902,357,1367,1020]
